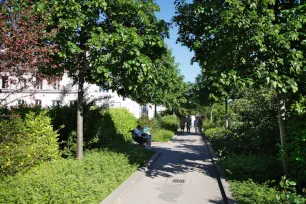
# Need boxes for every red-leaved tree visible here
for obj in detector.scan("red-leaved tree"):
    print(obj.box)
[0,1,59,105]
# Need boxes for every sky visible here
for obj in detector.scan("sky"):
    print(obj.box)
[155,0,201,83]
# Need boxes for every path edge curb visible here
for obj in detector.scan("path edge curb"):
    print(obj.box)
[100,150,162,204]
[202,134,237,204]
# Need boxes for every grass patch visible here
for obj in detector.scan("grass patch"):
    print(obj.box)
[152,129,174,142]
[0,145,154,204]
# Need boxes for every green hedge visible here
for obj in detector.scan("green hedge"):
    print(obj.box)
[220,154,282,183]
[203,120,216,130]
[0,147,153,203]
[48,105,103,149]
[160,115,178,132]
[97,108,137,143]
[204,127,231,139]
[230,180,278,203]
[230,179,306,204]
[152,129,174,142]
[0,111,59,176]
[138,114,161,131]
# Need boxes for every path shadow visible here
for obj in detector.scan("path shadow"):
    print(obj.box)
[145,138,218,180]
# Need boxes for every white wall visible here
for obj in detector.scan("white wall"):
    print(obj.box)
[0,73,164,119]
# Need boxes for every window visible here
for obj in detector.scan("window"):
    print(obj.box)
[18,100,25,105]
[1,76,8,88]
[70,100,77,106]
[35,100,42,106]
[52,100,61,106]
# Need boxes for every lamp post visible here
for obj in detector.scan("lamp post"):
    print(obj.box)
[225,99,233,129]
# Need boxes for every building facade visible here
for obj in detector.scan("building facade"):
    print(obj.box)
[0,73,164,118]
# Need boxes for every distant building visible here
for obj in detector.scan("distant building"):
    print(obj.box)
[0,72,165,118]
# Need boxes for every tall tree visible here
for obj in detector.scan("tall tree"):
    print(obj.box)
[174,0,306,174]
[38,0,170,159]
[131,48,187,110]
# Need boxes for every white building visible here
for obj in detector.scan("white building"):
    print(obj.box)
[0,73,165,118]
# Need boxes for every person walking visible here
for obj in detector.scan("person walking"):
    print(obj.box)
[180,117,186,134]
[186,115,192,133]
[198,117,203,134]
[194,117,198,133]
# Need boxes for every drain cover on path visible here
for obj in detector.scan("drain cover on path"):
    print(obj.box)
[172,179,185,183]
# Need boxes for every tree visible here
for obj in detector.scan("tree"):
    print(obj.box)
[131,47,187,111]
[37,0,170,159]
[174,0,306,175]
[0,1,58,105]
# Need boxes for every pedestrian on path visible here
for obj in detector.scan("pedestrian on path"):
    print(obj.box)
[198,117,203,134]
[194,117,198,133]
[180,116,186,134]
[186,115,192,133]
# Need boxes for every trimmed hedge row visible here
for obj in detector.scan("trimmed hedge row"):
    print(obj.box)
[159,115,179,132]
[97,108,137,143]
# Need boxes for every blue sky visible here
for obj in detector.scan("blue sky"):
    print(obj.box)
[155,0,200,83]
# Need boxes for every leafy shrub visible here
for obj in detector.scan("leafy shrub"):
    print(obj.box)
[160,115,178,132]
[1,105,105,151]
[0,111,59,175]
[48,105,104,150]
[230,180,278,204]
[205,127,231,139]
[152,129,174,142]
[219,154,282,183]
[0,147,154,203]
[286,117,306,189]
[230,178,306,204]
[203,120,216,130]
[138,114,161,132]
[97,108,137,143]
[230,89,279,154]
[276,176,306,204]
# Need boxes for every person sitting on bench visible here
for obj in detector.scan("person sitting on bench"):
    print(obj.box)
[134,125,151,147]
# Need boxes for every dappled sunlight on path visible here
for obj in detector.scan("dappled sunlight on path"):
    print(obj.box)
[101,129,235,204]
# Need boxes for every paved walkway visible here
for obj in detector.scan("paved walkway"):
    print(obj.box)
[102,130,236,204]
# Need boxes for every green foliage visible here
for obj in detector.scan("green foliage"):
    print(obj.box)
[0,147,154,203]
[151,129,174,142]
[276,176,306,204]
[97,108,137,143]
[286,105,306,189]
[138,114,161,132]
[204,128,231,139]
[48,104,104,150]
[159,115,179,132]
[231,178,306,204]
[220,154,281,183]
[0,111,59,176]
[138,114,175,142]
[203,120,216,130]
[230,180,278,204]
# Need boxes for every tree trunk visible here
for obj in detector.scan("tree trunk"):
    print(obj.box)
[277,92,289,175]
[154,104,157,117]
[225,99,229,129]
[76,70,84,160]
